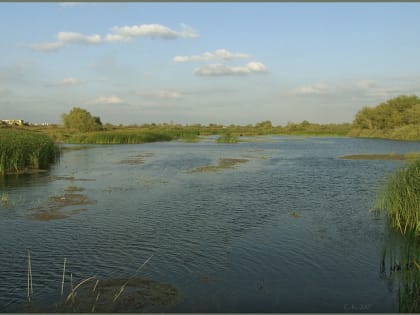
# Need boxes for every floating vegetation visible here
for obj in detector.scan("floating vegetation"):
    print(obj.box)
[49,175,96,182]
[0,128,60,175]
[27,193,96,221]
[376,160,420,236]
[64,185,85,192]
[120,153,154,165]
[340,152,420,161]
[191,158,248,173]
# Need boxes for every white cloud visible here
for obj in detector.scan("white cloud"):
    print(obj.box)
[194,62,268,76]
[137,89,184,100]
[31,41,65,52]
[110,23,198,40]
[32,32,101,52]
[173,49,249,63]
[57,32,102,45]
[59,2,82,7]
[290,83,331,96]
[31,24,198,52]
[47,77,81,87]
[88,95,124,105]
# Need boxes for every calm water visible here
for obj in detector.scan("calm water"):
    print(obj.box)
[1,136,419,312]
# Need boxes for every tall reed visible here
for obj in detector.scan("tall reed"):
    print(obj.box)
[0,129,60,175]
[376,160,420,236]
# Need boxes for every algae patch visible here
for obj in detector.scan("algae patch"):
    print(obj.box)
[191,158,249,173]
[27,193,96,221]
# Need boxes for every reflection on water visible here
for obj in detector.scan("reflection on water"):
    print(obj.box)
[380,228,420,313]
[1,136,420,312]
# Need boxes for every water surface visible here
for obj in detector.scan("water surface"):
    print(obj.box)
[1,136,419,312]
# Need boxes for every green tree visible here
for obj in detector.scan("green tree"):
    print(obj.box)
[255,120,273,128]
[353,95,420,130]
[61,107,103,132]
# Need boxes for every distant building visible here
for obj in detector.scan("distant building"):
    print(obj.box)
[1,119,26,126]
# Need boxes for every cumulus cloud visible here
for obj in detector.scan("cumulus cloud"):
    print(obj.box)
[57,32,102,44]
[194,62,268,76]
[46,77,81,87]
[32,24,198,52]
[88,95,124,105]
[173,49,249,63]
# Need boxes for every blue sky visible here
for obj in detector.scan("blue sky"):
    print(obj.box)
[1,2,420,125]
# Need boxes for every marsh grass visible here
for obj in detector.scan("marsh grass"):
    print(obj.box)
[0,129,60,175]
[376,160,420,236]
[67,131,175,144]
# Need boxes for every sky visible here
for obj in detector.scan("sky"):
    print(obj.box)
[1,2,420,126]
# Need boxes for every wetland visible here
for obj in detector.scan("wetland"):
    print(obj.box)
[1,136,420,312]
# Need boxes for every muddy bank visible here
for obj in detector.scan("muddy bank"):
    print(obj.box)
[339,153,420,160]
[59,277,179,312]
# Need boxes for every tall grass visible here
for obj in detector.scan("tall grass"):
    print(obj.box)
[376,160,420,236]
[66,131,175,144]
[216,134,238,144]
[0,129,60,175]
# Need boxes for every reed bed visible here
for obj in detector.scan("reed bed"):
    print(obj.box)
[67,131,175,144]
[216,134,238,144]
[0,129,60,175]
[376,159,420,236]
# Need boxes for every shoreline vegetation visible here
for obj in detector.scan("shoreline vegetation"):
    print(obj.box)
[340,153,420,161]
[0,129,60,175]
[1,95,419,176]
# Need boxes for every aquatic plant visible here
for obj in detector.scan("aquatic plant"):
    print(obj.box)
[1,192,8,206]
[216,134,238,144]
[376,160,420,236]
[0,129,60,175]
[67,131,174,144]
[23,253,165,312]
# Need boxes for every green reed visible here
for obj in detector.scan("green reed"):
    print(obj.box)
[376,159,420,236]
[216,133,238,144]
[67,131,175,144]
[0,129,60,175]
